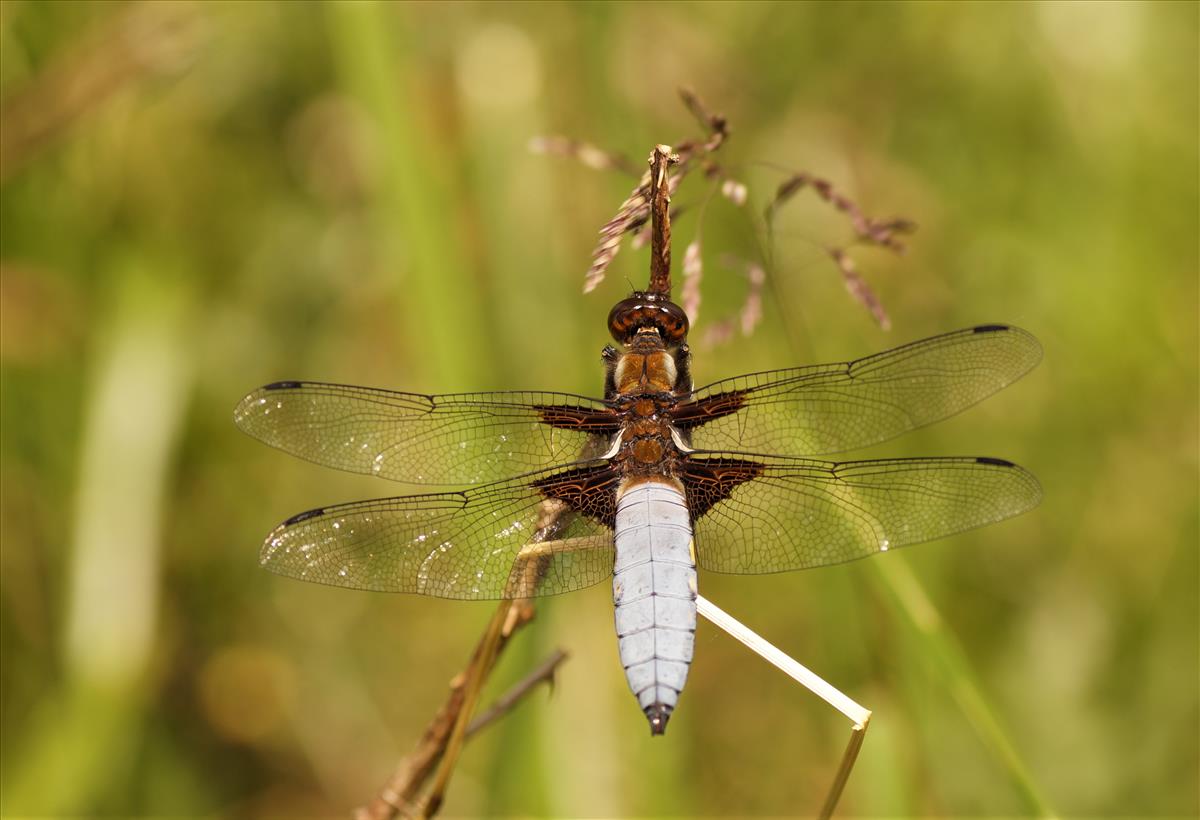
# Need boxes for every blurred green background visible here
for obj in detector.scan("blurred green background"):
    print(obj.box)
[2,1,1196,817]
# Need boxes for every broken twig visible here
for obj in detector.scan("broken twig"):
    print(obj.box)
[466,649,569,738]
[648,145,678,297]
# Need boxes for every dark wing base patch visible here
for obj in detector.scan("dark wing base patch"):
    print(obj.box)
[681,457,765,519]
[532,463,620,528]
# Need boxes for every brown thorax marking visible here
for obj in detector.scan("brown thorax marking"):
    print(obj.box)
[613,331,679,396]
[613,400,679,472]
[607,337,688,477]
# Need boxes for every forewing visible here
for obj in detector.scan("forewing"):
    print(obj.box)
[678,325,1041,456]
[235,382,618,485]
[687,455,1041,574]
[260,464,618,600]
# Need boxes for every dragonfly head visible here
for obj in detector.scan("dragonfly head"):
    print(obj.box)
[607,291,689,345]
[605,293,693,398]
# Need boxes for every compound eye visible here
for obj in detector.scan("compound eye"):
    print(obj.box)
[607,297,640,342]
[607,294,690,343]
[656,301,689,342]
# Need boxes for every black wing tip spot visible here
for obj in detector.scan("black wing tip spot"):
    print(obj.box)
[283,507,325,525]
[975,456,1016,467]
[264,380,304,390]
[972,324,1011,334]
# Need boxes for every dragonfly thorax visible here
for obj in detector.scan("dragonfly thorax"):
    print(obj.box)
[606,331,692,399]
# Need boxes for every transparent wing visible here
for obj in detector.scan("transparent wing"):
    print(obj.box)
[687,455,1041,574]
[259,463,618,600]
[678,325,1041,456]
[234,382,618,485]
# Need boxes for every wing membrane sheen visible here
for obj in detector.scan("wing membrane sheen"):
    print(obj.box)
[234,382,616,485]
[681,325,1041,456]
[259,462,618,600]
[689,453,1041,574]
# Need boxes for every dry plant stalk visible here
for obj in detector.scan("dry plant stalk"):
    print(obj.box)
[584,168,683,293]
[647,145,678,297]
[535,87,916,333]
[577,88,729,293]
[465,650,569,738]
[631,202,689,250]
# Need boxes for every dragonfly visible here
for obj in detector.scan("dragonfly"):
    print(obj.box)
[235,291,1042,735]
